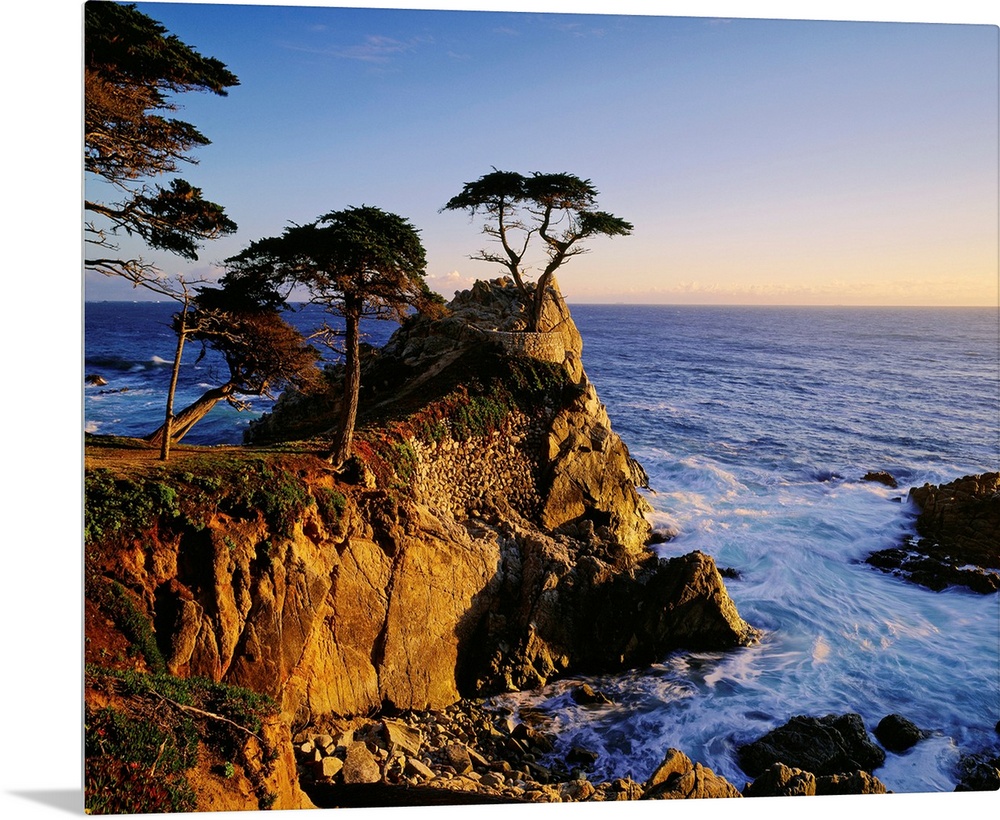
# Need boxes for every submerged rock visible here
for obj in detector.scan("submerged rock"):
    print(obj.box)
[737,713,885,778]
[862,471,898,488]
[956,749,1000,791]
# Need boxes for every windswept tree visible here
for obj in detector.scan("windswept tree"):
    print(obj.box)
[225,206,443,467]
[143,293,323,451]
[442,169,632,330]
[144,271,323,452]
[85,2,241,458]
[84,1,239,284]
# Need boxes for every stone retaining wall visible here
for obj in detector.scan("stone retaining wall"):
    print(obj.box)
[479,329,566,364]
[408,410,546,520]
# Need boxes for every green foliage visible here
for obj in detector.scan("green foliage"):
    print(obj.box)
[85,706,198,814]
[449,390,510,441]
[389,441,418,485]
[90,578,166,673]
[443,168,631,330]
[85,667,280,814]
[314,487,347,527]
[85,2,239,277]
[85,458,317,549]
[85,469,180,544]
[219,460,311,537]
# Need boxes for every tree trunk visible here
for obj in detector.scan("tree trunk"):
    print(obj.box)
[328,307,361,468]
[160,307,189,460]
[531,272,554,332]
[145,383,237,447]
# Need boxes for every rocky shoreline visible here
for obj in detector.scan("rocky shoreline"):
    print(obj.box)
[291,690,999,802]
[866,472,999,594]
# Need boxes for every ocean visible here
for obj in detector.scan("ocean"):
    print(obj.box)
[84,301,999,794]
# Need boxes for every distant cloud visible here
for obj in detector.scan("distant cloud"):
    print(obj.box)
[286,34,433,64]
[333,34,425,63]
[552,21,606,38]
[426,270,478,298]
[568,275,993,306]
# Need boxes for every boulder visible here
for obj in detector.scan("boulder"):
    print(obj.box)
[956,750,1000,791]
[875,713,926,752]
[341,741,382,785]
[862,471,898,488]
[737,713,885,778]
[643,748,742,799]
[743,763,816,797]
[816,770,887,795]
[569,683,612,705]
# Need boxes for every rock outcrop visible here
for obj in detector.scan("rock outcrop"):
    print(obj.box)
[742,763,887,797]
[84,276,760,811]
[736,713,886,779]
[642,748,742,799]
[866,472,999,593]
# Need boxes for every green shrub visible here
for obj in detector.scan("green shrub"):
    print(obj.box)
[85,667,280,814]
[89,578,166,673]
[314,487,347,527]
[85,706,197,815]
[85,470,180,544]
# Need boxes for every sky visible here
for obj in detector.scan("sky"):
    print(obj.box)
[0,5,997,820]
[82,0,999,307]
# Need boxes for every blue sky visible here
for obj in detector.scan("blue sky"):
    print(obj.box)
[83,1,998,305]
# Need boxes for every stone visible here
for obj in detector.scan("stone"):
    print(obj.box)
[743,763,816,797]
[341,741,381,784]
[816,770,887,795]
[867,473,1000,594]
[480,771,506,789]
[956,750,1000,791]
[382,719,422,756]
[570,683,612,705]
[566,747,599,766]
[863,471,898,488]
[643,748,742,799]
[737,713,885,778]
[560,779,596,801]
[440,743,473,774]
[875,713,926,752]
[319,756,343,779]
[404,756,435,781]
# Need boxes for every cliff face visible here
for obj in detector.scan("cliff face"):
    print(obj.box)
[84,277,758,810]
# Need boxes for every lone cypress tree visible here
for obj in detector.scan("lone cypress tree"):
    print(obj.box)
[443,169,632,330]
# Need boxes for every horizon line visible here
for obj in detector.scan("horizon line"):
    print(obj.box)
[82,299,998,309]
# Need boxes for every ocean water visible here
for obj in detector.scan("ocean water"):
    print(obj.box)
[83,301,397,443]
[501,304,999,795]
[84,301,999,794]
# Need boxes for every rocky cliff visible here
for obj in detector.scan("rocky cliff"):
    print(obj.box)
[84,277,758,811]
